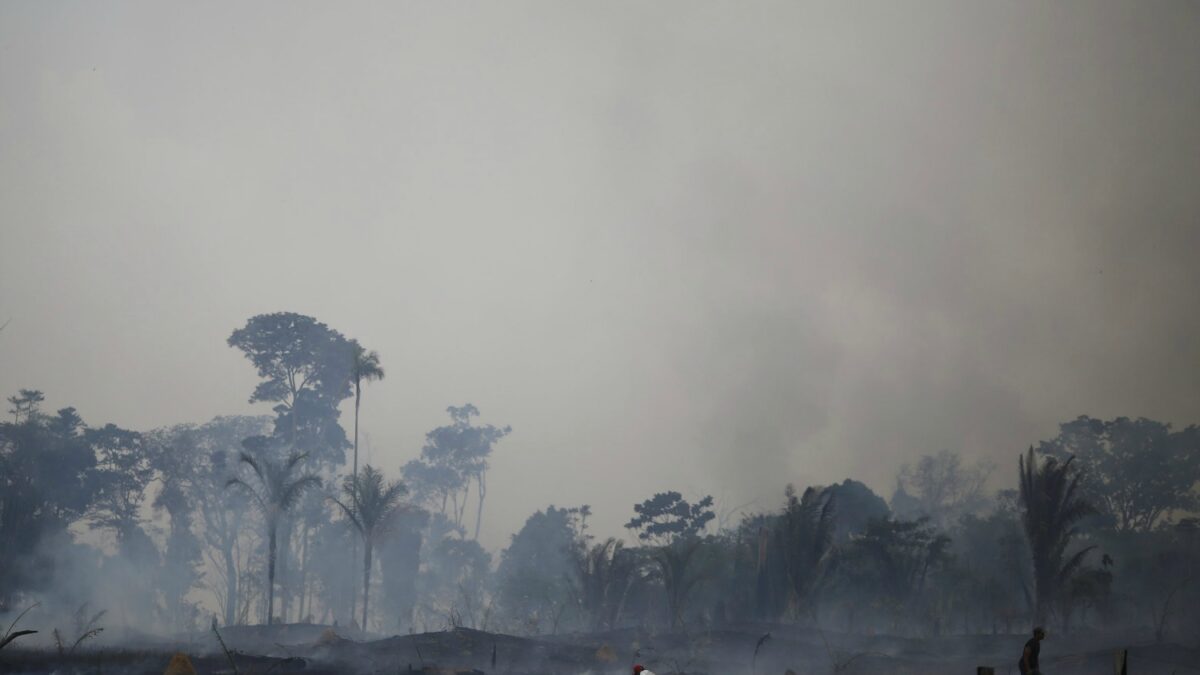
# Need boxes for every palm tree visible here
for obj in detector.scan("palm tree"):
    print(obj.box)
[331,465,407,631]
[1018,446,1095,625]
[347,344,383,620]
[776,485,837,619]
[349,344,385,484]
[226,451,321,625]
[575,538,638,631]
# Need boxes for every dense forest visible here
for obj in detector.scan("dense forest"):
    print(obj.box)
[2,311,1198,651]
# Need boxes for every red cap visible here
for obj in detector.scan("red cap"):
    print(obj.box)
[633,666,645,674]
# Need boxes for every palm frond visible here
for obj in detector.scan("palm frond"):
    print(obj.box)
[1057,545,1096,585]
[225,477,267,514]
[278,474,321,511]
[238,452,264,483]
[330,496,364,533]
[283,451,310,474]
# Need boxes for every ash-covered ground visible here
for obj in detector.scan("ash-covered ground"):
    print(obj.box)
[3,622,1198,675]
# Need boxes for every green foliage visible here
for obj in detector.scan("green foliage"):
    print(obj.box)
[1039,416,1200,532]
[1018,447,1096,626]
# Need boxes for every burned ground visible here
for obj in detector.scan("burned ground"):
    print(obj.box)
[3,623,1198,675]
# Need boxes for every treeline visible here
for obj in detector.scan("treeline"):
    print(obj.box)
[2,311,1199,644]
[489,429,1199,641]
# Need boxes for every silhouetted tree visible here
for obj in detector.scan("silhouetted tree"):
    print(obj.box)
[378,509,427,632]
[776,485,836,619]
[0,400,98,610]
[1018,446,1095,626]
[227,312,354,467]
[574,537,639,631]
[402,404,510,539]
[348,343,384,484]
[147,427,205,631]
[86,424,154,550]
[330,465,407,631]
[344,343,383,619]
[166,416,273,626]
[836,516,951,633]
[824,479,889,542]
[626,491,715,628]
[1039,416,1200,531]
[6,389,44,424]
[496,505,588,633]
[226,450,321,625]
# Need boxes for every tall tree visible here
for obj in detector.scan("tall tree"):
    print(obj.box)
[348,343,385,485]
[330,465,407,631]
[403,404,510,540]
[496,505,588,633]
[824,479,890,542]
[229,313,356,621]
[626,491,715,628]
[1018,447,1095,626]
[377,509,428,633]
[1039,416,1200,531]
[345,343,383,620]
[574,537,640,631]
[228,312,354,467]
[0,400,98,611]
[86,424,155,550]
[6,389,44,424]
[775,485,837,619]
[146,428,206,632]
[154,416,272,626]
[226,450,321,625]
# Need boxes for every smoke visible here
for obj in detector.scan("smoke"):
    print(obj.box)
[1,0,1198,549]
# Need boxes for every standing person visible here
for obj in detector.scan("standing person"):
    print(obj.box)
[1019,626,1046,675]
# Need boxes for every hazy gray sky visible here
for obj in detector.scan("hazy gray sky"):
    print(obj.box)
[2,2,1198,549]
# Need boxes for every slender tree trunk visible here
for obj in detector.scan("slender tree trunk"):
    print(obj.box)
[473,472,486,540]
[279,517,293,622]
[224,542,238,626]
[267,524,277,625]
[297,525,309,621]
[362,538,373,631]
[350,380,361,621]
[353,380,360,479]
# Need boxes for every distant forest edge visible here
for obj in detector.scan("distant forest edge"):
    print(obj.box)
[1,311,1198,644]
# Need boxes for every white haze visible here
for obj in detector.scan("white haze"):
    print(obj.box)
[1,2,1199,551]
